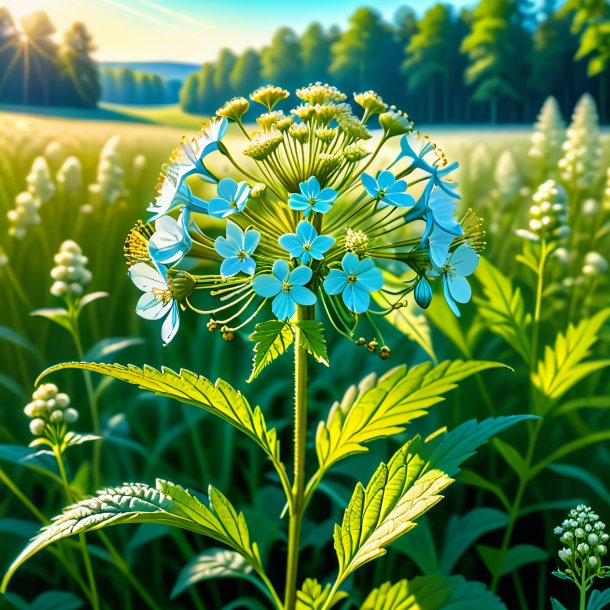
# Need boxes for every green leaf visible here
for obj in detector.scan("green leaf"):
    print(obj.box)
[296,578,348,610]
[551,599,569,610]
[588,589,610,610]
[390,517,439,575]
[29,591,84,610]
[0,327,43,365]
[1,479,263,591]
[548,463,610,505]
[477,544,548,577]
[171,548,253,599]
[532,309,610,412]
[0,518,38,540]
[473,258,532,364]
[440,508,509,574]
[37,362,288,490]
[360,576,506,610]
[78,291,109,312]
[333,416,531,581]
[63,432,101,448]
[459,470,511,510]
[316,360,505,474]
[426,296,472,358]
[30,308,73,333]
[493,438,529,480]
[295,320,329,366]
[552,571,573,582]
[248,320,294,382]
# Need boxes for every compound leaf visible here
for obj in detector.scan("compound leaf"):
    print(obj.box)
[248,320,294,382]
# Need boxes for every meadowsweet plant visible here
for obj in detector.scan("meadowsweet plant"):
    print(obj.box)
[26,156,55,205]
[88,134,126,207]
[7,191,41,239]
[552,506,609,610]
[49,240,93,299]
[529,96,565,176]
[2,83,529,610]
[56,156,83,201]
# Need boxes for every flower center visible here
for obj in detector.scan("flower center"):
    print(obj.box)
[281,281,293,292]
[237,250,249,260]
[347,275,357,284]
[377,189,386,199]
[303,244,312,251]
[152,287,173,305]
[309,197,316,206]
[230,200,237,208]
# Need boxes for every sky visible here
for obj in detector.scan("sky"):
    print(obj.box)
[4,0,474,63]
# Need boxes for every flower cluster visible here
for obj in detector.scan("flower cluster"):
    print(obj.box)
[126,83,483,352]
[89,135,126,207]
[517,180,569,243]
[7,191,41,239]
[24,384,78,438]
[529,96,565,170]
[26,156,55,204]
[558,93,601,190]
[50,240,92,299]
[555,505,608,583]
[57,156,83,198]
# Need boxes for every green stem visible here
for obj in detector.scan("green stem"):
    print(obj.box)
[530,241,549,369]
[283,305,312,610]
[53,447,100,610]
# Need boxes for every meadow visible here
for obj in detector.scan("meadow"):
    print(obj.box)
[0,97,609,610]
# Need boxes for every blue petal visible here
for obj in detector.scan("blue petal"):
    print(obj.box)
[309,235,334,259]
[323,270,347,295]
[429,226,455,269]
[278,233,301,253]
[252,275,281,298]
[341,252,360,275]
[361,172,378,198]
[272,291,296,321]
[208,197,236,218]
[161,302,180,344]
[447,274,472,304]
[357,266,383,292]
[217,177,237,200]
[296,220,317,243]
[301,176,320,199]
[290,285,317,306]
[299,250,312,264]
[343,283,370,314]
[404,179,432,223]
[429,189,463,236]
[354,256,376,276]
[442,274,461,317]
[312,200,333,214]
[225,220,244,245]
[272,259,290,281]
[129,262,166,292]
[377,170,396,191]
[386,178,407,193]
[289,193,310,211]
[241,257,256,276]
[451,244,479,276]
[243,229,260,254]
[215,236,240,259]
[136,292,171,320]
[382,192,415,208]
[316,187,338,204]
[290,265,313,286]
[220,257,243,278]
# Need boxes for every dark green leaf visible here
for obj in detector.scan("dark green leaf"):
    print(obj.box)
[477,544,548,576]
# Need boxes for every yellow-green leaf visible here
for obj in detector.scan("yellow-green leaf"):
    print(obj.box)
[248,320,294,382]
[296,578,348,610]
[316,360,505,474]
[295,320,329,366]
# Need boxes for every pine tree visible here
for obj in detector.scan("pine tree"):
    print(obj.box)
[57,21,100,108]
[261,27,302,91]
[229,49,262,96]
[300,23,331,84]
[461,0,530,122]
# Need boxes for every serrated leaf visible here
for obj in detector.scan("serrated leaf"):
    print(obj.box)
[296,578,348,610]
[587,589,610,610]
[316,360,506,474]
[295,320,329,366]
[473,258,532,363]
[171,548,253,599]
[532,309,610,412]
[477,543,548,576]
[248,320,294,382]
[1,479,263,591]
[37,362,287,488]
[360,575,506,610]
[333,416,531,581]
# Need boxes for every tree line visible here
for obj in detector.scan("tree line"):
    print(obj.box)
[100,68,181,105]
[180,0,610,124]
[0,8,100,108]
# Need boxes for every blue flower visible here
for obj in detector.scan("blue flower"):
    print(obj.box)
[323,252,383,314]
[147,181,209,223]
[148,213,192,267]
[214,220,260,278]
[252,260,316,320]
[430,244,479,317]
[208,178,251,218]
[278,220,335,264]
[146,118,227,221]
[361,170,415,208]
[289,176,338,216]
[414,276,432,309]
[393,133,460,199]
[129,262,180,344]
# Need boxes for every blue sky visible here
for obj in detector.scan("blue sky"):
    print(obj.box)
[6,0,474,63]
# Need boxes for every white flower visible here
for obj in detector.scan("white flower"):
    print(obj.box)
[7,191,41,239]
[529,96,565,170]
[88,135,126,206]
[50,240,92,298]
[26,156,55,204]
[57,156,82,196]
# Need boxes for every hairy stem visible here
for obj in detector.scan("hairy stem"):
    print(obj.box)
[284,305,313,610]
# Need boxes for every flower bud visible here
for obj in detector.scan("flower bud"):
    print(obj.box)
[63,408,79,423]
[414,277,432,309]
[217,97,250,122]
[29,418,46,436]
[379,109,412,138]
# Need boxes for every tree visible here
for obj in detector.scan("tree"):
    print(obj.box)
[57,21,100,108]
[117,67,136,104]
[180,72,200,114]
[329,8,401,101]
[300,23,331,84]
[20,11,59,105]
[402,4,464,122]
[151,74,165,104]
[213,48,237,102]
[461,0,530,123]
[229,48,262,96]
[0,8,23,103]
[197,62,217,114]
[261,27,302,91]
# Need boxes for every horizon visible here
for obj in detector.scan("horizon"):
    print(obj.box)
[4,0,476,63]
